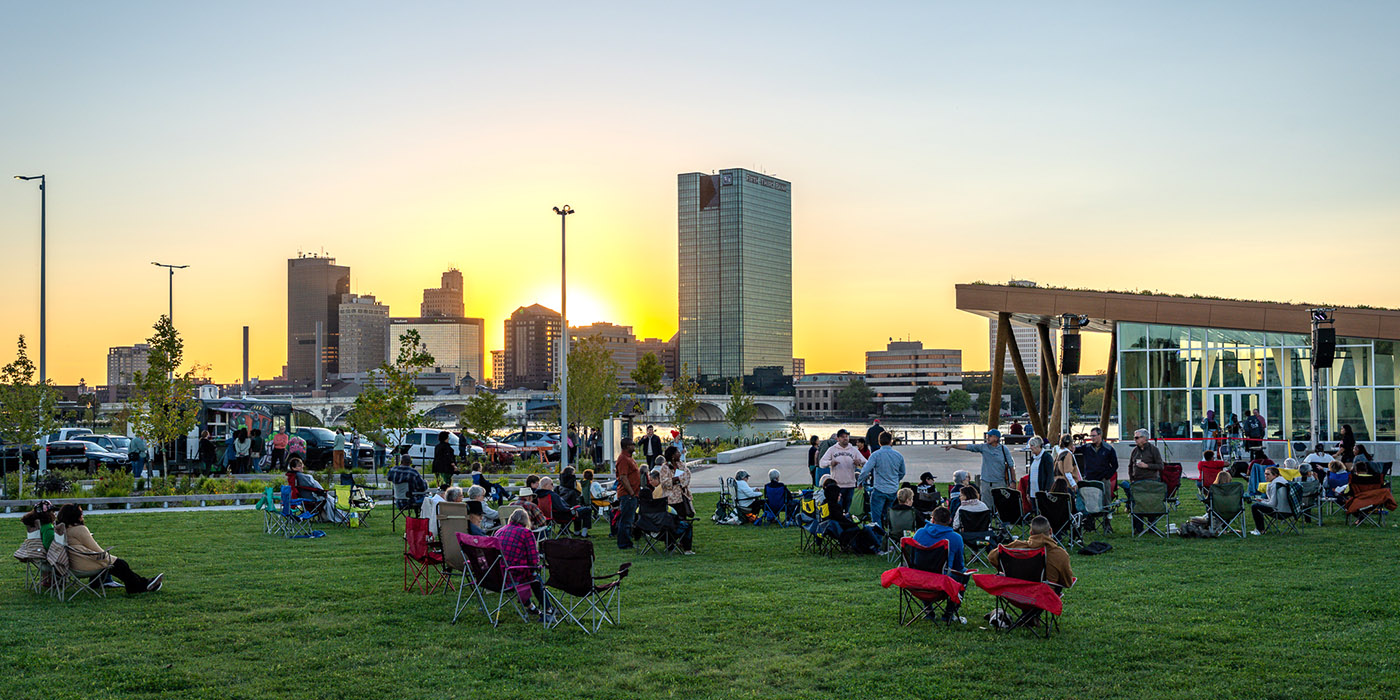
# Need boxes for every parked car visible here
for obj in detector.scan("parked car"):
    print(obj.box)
[290,427,374,470]
[41,427,94,445]
[388,428,485,468]
[500,431,560,461]
[47,440,128,473]
[75,434,133,455]
[462,433,522,465]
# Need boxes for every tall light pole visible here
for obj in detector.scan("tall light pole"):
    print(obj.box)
[553,205,574,468]
[151,261,189,324]
[13,175,45,385]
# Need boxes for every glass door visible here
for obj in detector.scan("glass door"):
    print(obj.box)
[1207,390,1266,459]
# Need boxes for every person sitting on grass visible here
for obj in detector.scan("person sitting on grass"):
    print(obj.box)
[467,485,499,529]
[1249,466,1287,536]
[496,509,552,623]
[912,505,968,624]
[820,475,883,555]
[388,454,429,515]
[990,515,1074,591]
[54,504,164,594]
[734,470,765,518]
[510,487,549,529]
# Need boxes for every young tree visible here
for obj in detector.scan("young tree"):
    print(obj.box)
[0,336,61,497]
[551,335,622,435]
[459,391,509,440]
[631,351,666,395]
[911,386,945,416]
[724,377,757,438]
[666,362,700,438]
[129,316,204,476]
[946,388,973,414]
[352,329,436,454]
[837,378,875,417]
[1079,387,1105,415]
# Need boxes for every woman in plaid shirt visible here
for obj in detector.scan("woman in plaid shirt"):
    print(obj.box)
[496,509,549,620]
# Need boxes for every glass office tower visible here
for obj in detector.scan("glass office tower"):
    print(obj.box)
[677,168,793,384]
[1116,322,1399,445]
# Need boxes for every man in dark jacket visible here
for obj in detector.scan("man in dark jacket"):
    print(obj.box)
[1128,429,1164,482]
[865,420,887,454]
[198,431,217,477]
[1075,427,1119,491]
[432,431,456,487]
[639,426,664,467]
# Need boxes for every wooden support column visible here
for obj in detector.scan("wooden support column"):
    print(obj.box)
[1004,315,1046,439]
[1037,322,1057,430]
[1099,325,1118,437]
[1046,368,1066,446]
[988,312,1009,430]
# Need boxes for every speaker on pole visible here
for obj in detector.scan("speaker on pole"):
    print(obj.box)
[1311,327,1336,368]
[1059,334,1082,375]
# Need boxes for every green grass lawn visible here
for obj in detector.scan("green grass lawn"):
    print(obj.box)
[4,492,1400,700]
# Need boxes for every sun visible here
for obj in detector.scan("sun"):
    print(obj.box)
[532,284,610,327]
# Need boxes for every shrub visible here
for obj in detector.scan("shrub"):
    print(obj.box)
[93,467,136,498]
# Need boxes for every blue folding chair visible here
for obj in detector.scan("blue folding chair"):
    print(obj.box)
[760,483,795,526]
[279,485,325,539]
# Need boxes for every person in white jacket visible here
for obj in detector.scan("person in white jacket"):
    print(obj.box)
[819,429,866,515]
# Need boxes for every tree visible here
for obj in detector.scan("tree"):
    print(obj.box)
[1079,387,1105,415]
[458,391,509,441]
[77,391,100,428]
[836,378,875,417]
[551,335,622,435]
[946,389,972,414]
[630,352,665,394]
[666,363,700,438]
[129,316,204,476]
[723,377,757,437]
[0,335,61,497]
[350,329,437,455]
[911,386,945,415]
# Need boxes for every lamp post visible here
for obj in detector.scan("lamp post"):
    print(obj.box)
[553,205,574,468]
[151,261,189,325]
[12,176,45,385]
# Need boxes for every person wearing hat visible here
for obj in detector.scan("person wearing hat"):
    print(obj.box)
[734,469,764,517]
[466,500,487,536]
[945,428,1016,493]
[509,486,548,529]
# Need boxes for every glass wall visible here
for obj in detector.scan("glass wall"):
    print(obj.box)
[1117,322,1396,446]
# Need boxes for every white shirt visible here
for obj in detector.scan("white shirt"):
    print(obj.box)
[1303,453,1331,465]
[421,493,445,539]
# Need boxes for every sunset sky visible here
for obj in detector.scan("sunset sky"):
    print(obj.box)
[3,2,1400,386]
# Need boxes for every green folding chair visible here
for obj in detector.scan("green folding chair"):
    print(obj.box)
[334,485,375,528]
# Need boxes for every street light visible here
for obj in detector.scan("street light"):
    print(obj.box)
[151,261,189,324]
[553,205,574,468]
[13,175,45,385]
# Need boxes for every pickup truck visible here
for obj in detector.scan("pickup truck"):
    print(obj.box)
[45,440,94,470]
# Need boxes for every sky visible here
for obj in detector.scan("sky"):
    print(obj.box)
[3,1,1400,385]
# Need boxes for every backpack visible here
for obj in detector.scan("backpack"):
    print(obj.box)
[1077,541,1113,556]
[1244,415,1263,438]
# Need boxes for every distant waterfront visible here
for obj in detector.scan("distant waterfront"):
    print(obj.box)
[604,419,1120,442]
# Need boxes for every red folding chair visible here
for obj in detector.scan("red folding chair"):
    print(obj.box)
[404,517,450,595]
[880,537,969,627]
[971,545,1073,638]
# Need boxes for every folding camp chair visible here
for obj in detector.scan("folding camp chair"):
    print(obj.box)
[881,538,967,627]
[795,493,820,553]
[532,493,560,540]
[403,516,449,595]
[1294,479,1322,527]
[538,538,631,634]
[1034,492,1082,549]
[437,513,472,595]
[1125,480,1169,538]
[1205,482,1247,538]
[17,555,52,595]
[452,533,531,626]
[972,545,1072,639]
[712,477,738,524]
[1196,463,1226,500]
[1345,478,1394,528]
[278,485,323,539]
[955,508,998,571]
[634,499,680,555]
[390,481,420,533]
[884,505,923,564]
[1161,463,1183,511]
[991,487,1029,538]
[333,485,375,527]
[759,484,794,526]
[1258,483,1302,535]
[1076,480,1115,534]
[253,486,281,534]
[912,487,941,518]
[60,547,115,602]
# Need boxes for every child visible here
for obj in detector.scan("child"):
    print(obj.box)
[1326,460,1349,499]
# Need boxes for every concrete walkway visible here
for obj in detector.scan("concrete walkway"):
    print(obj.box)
[688,445,989,492]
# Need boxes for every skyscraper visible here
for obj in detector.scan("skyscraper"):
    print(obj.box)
[287,255,351,383]
[571,321,638,387]
[677,168,793,385]
[337,293,390,374]
[107,344,151,386]
[503,304,562,390]
[490,350,504,389]
[389,316,485,386]
[421,268,465,318]
[988,319,1056,375]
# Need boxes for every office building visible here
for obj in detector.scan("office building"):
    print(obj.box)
[337,293,390,374]
[421,268,465,318]
[389,316,485,386]
[989,319,1056,375]
[793,358,806,380]
[865,341,963,413]
[490,350,504,390]
[107,344,151,386]
[636,335,679,382]
[677,168,793,384]
[571,322,638,386]
[503,304,562,390]
[287,254,351,383]
[796,372,864,418]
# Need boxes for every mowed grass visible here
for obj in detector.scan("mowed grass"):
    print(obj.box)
[4,491,1400,700]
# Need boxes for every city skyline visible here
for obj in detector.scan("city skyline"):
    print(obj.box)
[5,3,1400,385]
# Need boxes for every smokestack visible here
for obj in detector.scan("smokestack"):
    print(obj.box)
[242,326,250,391]
[314,321,324,389]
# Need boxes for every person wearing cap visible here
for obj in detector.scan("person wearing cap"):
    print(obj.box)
[466,500,487,536]
[734,470,764,517]
[615,437,641,550]
[819,429,867,514]
[945,429,1016,493]
[510,486,548,529]
[865,419,887,457]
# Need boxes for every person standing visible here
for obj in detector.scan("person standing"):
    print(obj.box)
[197,430,216,477]
[1243,409,1266,453]
[864,419,887,455]
[945,429,1016,494]
[270,428,289,470]
[1026,436,1054,496]
[858,431,905,530]
[819,429,866,514]
[806,435,821,486]
[1128,429,1164,482]
[640,425,664,468]
[614,438,641,550]
[332,428,347,475]
[286,431,307,464]
[1075,427,1119,493]
[250,429,265,473]
[431,431,456,488]
[128,434,147,479]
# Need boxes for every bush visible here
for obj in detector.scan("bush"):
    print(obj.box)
[34,472,75,498]
[92,467,135,498]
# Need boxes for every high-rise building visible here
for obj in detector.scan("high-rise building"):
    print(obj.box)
[337,293,390,374]
[636,334,679,382]
[503,304,562,390]
[571,322,638,386]
[107,344,151,386]
[421,268,465,318]
[865,341,963,413]
[988,319,1056,375]
[287,254,351,383]
[677,168,793,385]
[389,316,485,386]
[792,358,806,380]
[490,350,504,389]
